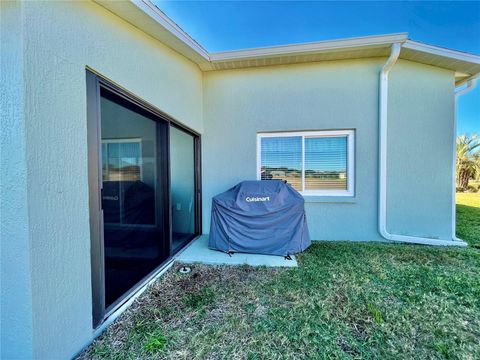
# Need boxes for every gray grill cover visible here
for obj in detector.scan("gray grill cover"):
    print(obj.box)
[208,180,311,256]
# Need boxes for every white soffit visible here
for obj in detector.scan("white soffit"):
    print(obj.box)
[207,34,406,71]
[402,41,480,85]
[95,0,480,84]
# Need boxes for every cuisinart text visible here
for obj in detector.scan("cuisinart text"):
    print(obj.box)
[245,196,270,202]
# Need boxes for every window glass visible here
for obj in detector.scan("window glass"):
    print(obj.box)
[103,140,142,182]
[260,136,302,191]
[305,136,347,191]
[170,126,196,252]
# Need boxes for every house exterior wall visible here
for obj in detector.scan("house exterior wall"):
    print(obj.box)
[0,1,203,359]
[202,58,455,241]
[387,60,455,239]
[1,2,34,359]
[203,59,384,241]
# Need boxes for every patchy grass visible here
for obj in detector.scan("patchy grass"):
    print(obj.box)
[457,192,480,248]
[143,330,167,354]
[79,241,480,359]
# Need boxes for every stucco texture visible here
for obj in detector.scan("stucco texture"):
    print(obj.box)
[1,2,34,359]
[203,59,383,241]
[202,59,455,241]
[387,60,455,239]
[1,1,202,359]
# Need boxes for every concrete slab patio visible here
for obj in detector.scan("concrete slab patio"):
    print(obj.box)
[175,235,298,267]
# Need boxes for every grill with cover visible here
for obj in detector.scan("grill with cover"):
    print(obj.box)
[209,180,311,256]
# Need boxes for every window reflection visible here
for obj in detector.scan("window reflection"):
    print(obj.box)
[100,88,166,308]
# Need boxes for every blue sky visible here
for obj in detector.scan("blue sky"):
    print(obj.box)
[156,1,479,135]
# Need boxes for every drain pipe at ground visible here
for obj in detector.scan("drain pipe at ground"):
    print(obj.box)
[378,43,467,247]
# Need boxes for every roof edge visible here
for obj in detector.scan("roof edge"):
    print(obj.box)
[95,0,480,79]
[131,0,210,60]
[403,40,480,65]
[94,0,210,66]
[210,33,408,61]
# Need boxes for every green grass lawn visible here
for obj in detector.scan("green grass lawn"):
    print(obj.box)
[79,196,480,360]
[456,192,480,248]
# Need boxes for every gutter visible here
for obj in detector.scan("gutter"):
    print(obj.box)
[378,43,468,247]
[455,76,478,96]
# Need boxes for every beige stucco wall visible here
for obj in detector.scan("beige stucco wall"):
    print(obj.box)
[1,1,202,358]
[387,59,455,238]
[1,2,34,359]
[202,58,455,241]
[202,59,383,241]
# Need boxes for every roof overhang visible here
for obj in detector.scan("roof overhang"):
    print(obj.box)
[94,0,480,86]
[95,0,210,67]
[402,40,480,85]
[208,34,406,71]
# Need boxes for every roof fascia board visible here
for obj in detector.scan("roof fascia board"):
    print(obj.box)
[403,40,480,65]
[210,33,408,61]
[131,0,210,60]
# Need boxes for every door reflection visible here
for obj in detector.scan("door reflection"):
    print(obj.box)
[100,88,167,308]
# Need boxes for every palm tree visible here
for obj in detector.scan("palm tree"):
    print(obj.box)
[456,134,480,191]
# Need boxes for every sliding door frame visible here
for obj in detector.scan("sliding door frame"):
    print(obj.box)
[86,69,202,328]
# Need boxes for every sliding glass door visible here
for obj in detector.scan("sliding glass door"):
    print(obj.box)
[87,71,201,326]
[100,88,170,309]
[170,126,197,252]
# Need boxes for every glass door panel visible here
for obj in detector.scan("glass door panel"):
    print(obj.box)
[170,126,196,252]
[100,88,168,309]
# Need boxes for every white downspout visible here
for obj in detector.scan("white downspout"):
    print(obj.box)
[452,77,478,241]
[378,43,467,247]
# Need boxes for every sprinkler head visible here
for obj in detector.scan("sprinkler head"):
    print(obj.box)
[179,266,192,274]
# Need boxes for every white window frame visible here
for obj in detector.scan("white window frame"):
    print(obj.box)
[256,130,355,197]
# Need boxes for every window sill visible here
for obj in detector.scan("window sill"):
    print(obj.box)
[303,195,357,204]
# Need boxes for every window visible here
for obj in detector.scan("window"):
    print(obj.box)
[102,139,143,182]
[257,130,354,196]
[101,139,148,226]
